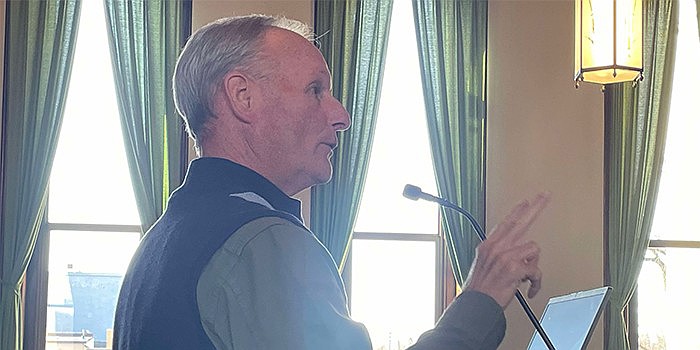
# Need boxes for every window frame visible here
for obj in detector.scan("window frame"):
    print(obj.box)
[341,1,475,342]
[347,225,456,323]
[629,240,700,349]
[20,0,192,346]
[24,203,144,350]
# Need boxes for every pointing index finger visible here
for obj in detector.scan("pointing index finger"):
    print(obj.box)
[502,191,551,243]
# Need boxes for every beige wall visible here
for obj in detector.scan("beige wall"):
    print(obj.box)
[488,0,604,349]
[192,0,311,29]
[194,0,607,348]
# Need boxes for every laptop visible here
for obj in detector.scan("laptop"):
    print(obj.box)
[526,286,613,350]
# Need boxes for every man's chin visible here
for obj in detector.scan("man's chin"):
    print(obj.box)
[312,165,334,186]
[317,170,334,185]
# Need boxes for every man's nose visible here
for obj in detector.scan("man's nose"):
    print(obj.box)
[328,96,351,131]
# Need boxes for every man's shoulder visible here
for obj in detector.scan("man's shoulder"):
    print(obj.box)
[197,215,337,296]
[222,216,314,256]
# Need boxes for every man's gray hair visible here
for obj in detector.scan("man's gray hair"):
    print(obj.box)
[173,15,314,154]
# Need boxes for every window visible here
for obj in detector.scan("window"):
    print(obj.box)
[43,1,141,348]
[637,2,700,349]
[349,3,448,349]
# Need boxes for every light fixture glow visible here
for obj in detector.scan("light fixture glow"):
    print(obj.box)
[574,0,643,86]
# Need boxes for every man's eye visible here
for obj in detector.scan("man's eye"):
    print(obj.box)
[310,86,323,99]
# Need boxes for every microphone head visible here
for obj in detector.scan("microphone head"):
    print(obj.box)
[403,184,423,201]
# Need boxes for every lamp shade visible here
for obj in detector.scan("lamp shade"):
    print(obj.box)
[575,0,643,85]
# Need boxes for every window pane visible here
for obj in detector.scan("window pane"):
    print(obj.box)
[351,239,436,349]
[46,230,140,348]
[638,247,700,349]
[353,0,438,235]
[47,0,140,226]
[649,0,700,241]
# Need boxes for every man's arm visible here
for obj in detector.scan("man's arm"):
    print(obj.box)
[411,192,551,349]
[408,291,506,350]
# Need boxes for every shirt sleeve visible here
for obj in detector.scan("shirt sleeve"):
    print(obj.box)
[408,290,507,350]
[197,216,372,350]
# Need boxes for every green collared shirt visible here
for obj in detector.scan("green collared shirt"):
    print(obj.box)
[196,215,506,350]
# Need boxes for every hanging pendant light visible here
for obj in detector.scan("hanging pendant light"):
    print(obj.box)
[574,0,643,86]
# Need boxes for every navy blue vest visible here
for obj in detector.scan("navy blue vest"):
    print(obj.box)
[113,158,305,349]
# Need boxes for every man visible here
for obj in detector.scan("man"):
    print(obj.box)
[113,15,550,350]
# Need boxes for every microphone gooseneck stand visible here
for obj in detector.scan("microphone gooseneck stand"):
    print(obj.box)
[403,184,556,350]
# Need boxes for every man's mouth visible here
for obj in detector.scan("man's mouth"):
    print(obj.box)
[321,140,338,150]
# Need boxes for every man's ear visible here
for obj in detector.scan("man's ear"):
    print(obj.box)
[222,71,255,124]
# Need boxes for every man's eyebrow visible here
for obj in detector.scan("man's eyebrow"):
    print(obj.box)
[306,79,322,89]
[308,77,332,90]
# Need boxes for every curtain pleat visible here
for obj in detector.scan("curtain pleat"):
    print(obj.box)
[21,224,49,350]
[310,0,392,270]
[413,0,487,285]
[0,1,81,349]
[696,0,700,38]
[604,0,678,349]
[104,0,190,233]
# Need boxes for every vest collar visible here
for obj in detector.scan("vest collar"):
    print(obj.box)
[181,157,303,222]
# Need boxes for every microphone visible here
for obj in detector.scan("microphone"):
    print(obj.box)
[403,184,556,350]
[403,184,486,241]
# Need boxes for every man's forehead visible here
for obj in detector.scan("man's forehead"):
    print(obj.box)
[261,27,313,53]
[261,28,331,78]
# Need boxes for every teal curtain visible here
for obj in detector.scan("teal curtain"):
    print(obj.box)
[311,0,393,270]
[413,0,487,285]
[604,0,678,349]
[696,0,700,38]
[104,0,190,233]
[0,1,81,349]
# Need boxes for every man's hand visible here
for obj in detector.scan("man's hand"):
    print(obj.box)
[463,192,551,308]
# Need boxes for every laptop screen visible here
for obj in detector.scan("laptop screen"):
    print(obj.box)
[527,286,612,350]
